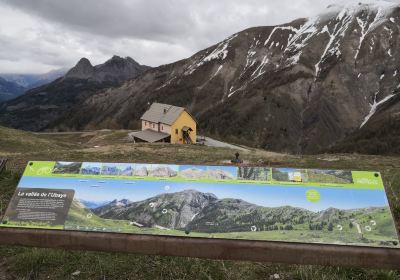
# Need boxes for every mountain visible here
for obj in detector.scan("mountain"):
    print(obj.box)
[25,0,396,154]
[0,77,26,102]
[0,68,67,90]
[64,56,150,83]
[1,1,400,153]
[93,190,218,229]
[0,56,150,131]
[186,198,315,233]
[92,189,393,236]
[93,189,321,232]
[108,199,132,207]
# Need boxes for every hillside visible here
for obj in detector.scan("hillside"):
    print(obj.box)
[94,190,218,229]
[330,94,400,154]
[0,126,63,153]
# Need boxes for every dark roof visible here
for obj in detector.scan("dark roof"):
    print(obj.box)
[141,103,196,125]
[130,129,170,143]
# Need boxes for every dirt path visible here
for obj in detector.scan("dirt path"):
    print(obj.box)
[197,136,249,151]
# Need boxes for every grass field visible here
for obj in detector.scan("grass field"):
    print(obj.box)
[1,126,400,279]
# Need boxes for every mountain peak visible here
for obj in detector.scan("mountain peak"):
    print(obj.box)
[63,55,149,83]
[64,57,94,80]
[76,57,92,66]
[102,55,140,68]
[106,55,124,63]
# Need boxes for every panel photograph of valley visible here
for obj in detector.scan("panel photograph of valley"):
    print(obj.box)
[15,175,400,248]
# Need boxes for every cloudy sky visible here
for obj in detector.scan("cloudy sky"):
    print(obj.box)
[0,0,338,74]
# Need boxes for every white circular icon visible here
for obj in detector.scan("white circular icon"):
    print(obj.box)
[365,226,372,232]
[86,213,93,219]
[164,185,170,190]
[370,220,376,226]
[337,225,343,231]
[162,209,168,214]
[149,202,155,208]
[251,225,257,232]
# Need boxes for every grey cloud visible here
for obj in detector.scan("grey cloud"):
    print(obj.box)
[1,0,333,43]
[1,0,195,42]
[0,0,336,73]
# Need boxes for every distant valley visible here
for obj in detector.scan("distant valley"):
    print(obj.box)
[0,68,67,102]
[0,77,26,103]
[0,56,150,131]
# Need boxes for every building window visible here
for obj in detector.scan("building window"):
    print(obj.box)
[153,123,155,128]
[145,121,147,126]
[175,129,178,134]
[161,125,164,130]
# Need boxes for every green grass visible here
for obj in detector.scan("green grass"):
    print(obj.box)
[0,126,72,154]
[1,247,399,280]
[1,127,400,279]
[65,200,137,232]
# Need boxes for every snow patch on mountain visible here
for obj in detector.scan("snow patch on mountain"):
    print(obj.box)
[251,55,269,81]
[360,92,395,127]
[185,34,238,75]
[212,65,223,78]
[315,9,354,78]
[263,26,299,47]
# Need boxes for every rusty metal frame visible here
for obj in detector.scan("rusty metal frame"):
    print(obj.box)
[0,228,399,269]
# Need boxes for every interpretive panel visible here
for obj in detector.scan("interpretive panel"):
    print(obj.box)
[1,161,399,248]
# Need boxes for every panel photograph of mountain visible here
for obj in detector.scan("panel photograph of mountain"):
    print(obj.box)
[133,164,179,177]
[206,166,237,180]
[178,165,208,179]
[80,162,102,175]
[12,175,399,248]
[100,163,135,176]
[52,161,82,174]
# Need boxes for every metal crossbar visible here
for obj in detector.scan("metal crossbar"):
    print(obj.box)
[0,228,399,269]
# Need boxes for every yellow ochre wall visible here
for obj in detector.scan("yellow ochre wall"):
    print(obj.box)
[170,111,196,144]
